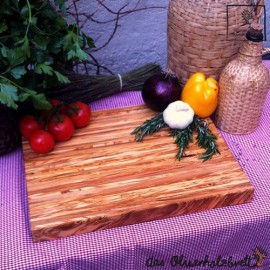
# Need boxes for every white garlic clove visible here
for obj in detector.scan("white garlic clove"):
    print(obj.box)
[163,101,194,130]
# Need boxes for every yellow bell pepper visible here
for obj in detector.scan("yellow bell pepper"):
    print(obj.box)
[181,72,218,118]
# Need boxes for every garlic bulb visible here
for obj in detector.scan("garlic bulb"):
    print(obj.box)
[163,101,194,129]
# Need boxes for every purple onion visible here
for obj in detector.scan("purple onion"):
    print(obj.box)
[142,72,182,112]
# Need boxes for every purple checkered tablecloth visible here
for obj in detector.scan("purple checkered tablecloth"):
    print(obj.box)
[1,63,270,270]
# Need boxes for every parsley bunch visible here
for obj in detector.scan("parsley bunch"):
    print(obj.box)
[0,0,94,110]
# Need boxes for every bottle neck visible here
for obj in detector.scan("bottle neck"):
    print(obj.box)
[238,40,263,65]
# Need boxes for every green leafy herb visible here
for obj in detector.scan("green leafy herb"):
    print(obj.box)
[131,113,220,162]
[0,81,19,109]
[0,0,94,110]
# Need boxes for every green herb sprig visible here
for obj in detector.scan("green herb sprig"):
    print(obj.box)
[169,125,194,160]
[131,112,165,142]
[131,113,220,162]
[193,115,220,161]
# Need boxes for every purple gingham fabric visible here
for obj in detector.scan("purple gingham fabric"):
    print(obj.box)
[1,63,270,270]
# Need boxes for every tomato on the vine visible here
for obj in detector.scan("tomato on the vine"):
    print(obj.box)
[67,101,91,128]
[42,99,67,119]
[19,115,44,140]
[23,99,92,154]
[50,99,68,114]
[48,114,75,142]
[29,130,55,154]
[50,99,61,107]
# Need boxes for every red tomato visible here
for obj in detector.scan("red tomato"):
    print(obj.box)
[48,114,74,142]
[19,115,44,140]
[42,99,67,119]
[50,99,68,113]
[29,130,55,154]
[50,99,62,107]
[67,101,91,128]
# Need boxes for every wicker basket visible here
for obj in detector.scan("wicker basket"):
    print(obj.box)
[167,0,253,87]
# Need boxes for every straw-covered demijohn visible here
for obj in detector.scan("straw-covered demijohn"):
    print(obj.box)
[214,21,270,134]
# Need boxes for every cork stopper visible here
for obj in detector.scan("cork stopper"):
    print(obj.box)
[246,22,264,42]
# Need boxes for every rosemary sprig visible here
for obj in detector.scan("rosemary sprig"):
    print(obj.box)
[131,113,220,162]
[193,115,220,161]
[169,125,193,160]
[131,112,165,141]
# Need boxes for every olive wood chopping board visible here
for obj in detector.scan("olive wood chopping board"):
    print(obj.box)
[22,105,254,242]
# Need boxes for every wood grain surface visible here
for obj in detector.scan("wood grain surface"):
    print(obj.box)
[22,105,254,242]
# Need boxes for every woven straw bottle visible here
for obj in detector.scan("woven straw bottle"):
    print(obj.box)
[214,23,270,134]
